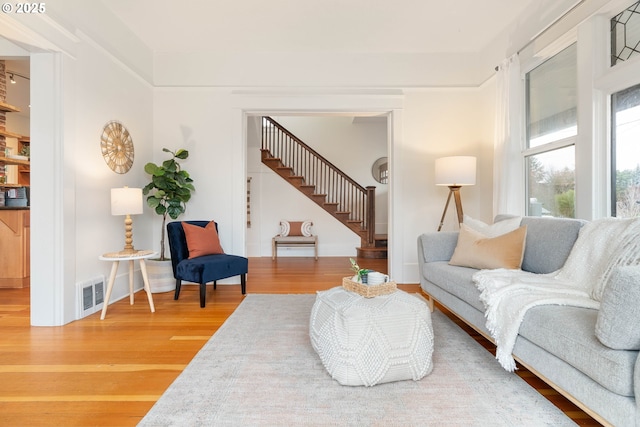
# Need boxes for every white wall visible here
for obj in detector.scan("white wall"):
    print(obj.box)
[391,86,496,281]
[28,35,154,325]
[153,86,495,283]
[72,33,154,301]
[1,13,155,325]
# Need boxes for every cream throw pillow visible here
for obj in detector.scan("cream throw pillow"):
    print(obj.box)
[463,214,522,238]
[449,224,527,270]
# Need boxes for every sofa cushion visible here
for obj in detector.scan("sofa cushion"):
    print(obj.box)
[449,224,527,270]
[596,266,640,350]
[518,305,637,397]
[518,217,585,274]
[423,261,485,312]
[176,253,248,283]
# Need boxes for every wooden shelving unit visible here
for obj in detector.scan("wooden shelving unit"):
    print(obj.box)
[0,128,22,139]
[0,91,30,288]
[0,183,25,189]
[0,102,30,187]
[0,157,30,187]
[0,157,29,167]
[0,100,20,113]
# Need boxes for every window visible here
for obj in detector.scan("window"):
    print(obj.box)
[611,83,640,218]
[527,146,576,217]
[611,1,640,66]
[524,44,577,217]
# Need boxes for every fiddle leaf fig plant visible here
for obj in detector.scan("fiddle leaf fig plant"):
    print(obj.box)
[143,148,195,260]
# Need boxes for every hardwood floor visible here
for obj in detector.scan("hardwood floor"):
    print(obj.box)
[0,257,599,426]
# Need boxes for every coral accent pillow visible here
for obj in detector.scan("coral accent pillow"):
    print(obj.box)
[182,221,224,259]
[449,224,527,270]
[289,221,304,236]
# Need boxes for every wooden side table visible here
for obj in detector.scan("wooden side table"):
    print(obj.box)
[99,250,157,320]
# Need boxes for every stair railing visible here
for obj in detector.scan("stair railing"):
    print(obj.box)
[262,117,375,245]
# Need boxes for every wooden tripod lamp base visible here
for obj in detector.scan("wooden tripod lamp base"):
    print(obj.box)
[437,186,463,232]
[434,156,476,232]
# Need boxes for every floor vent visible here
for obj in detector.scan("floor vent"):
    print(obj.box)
[76,276,105,319]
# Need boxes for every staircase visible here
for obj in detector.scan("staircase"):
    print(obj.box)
[261,117,386,258]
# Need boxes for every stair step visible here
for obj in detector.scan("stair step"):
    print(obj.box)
[311,194,327,202]
[374,234,388,248]
[260,149,273,159]
[345,222,365,234]
[288,175,305,186]
[276,166,294,177]
[335,211,351,220]
[356,246,388,259]
[300,185,316,195]
[323,202,339,213]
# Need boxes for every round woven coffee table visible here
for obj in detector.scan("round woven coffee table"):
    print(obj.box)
[309,286,434,386]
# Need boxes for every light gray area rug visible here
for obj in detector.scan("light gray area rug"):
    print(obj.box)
[140,294,575,426]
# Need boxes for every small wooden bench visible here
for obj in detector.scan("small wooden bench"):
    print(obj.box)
[272,235,318,260]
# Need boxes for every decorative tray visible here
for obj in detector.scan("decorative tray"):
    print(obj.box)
[342,277,397,298]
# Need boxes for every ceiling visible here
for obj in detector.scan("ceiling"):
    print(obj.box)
[101,0,567,56]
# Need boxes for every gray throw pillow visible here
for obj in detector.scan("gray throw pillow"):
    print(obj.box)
[595,266,640,350]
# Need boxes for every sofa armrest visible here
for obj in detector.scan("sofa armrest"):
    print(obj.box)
[417,231,459,264]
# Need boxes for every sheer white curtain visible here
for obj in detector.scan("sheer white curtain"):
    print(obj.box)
[493,54,525,217]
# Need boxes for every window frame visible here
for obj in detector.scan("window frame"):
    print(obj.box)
[521,41,578,217]
[595,10,640,217]
[513,3,640,220]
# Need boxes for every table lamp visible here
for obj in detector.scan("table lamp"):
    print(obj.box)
[435,156,476,231]
[111,186,143,254]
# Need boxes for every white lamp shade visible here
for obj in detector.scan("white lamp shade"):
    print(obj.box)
[435,156,477,186]
[111,187,143,216]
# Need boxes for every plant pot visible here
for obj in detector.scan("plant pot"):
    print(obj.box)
[145,258,176,293]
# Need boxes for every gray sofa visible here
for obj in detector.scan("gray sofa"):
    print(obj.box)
[418,216,640,427]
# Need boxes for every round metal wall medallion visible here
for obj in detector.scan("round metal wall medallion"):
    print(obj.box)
[100,121,134,174]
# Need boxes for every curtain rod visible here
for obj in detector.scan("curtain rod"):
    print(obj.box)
[494,0,586,71]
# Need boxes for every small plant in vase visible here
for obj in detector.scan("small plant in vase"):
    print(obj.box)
[350,258,370,283]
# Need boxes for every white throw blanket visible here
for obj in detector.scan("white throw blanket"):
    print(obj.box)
[473,217,640,371]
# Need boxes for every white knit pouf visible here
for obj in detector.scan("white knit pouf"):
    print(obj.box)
[309,286,434,386]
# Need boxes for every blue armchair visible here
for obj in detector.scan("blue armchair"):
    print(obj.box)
[167,221,247,307]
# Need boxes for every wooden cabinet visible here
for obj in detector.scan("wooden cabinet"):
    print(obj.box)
[0,157,30,181]
[16,137,29,186]
[0,209,29,288]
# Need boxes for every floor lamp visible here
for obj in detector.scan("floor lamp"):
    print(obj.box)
[435,156,476,231]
